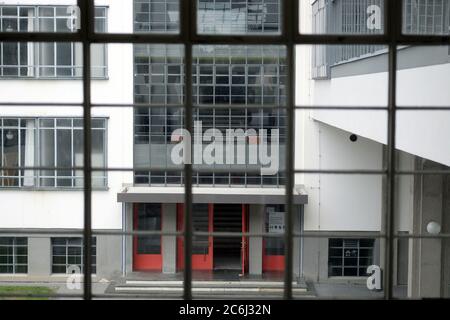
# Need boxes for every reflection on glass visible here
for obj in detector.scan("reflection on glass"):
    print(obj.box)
[197,0,281,35]
[403,0,450,35]
[0,118,106,188]
[51,237,97,274]
[134,0,180,33]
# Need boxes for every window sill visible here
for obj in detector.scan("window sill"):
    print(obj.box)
[0,77,109,81]
[0,187,109,192]
[326,276,368,283]
[50,274,97,277]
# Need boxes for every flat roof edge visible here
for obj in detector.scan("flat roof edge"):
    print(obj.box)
[117,189,308,205]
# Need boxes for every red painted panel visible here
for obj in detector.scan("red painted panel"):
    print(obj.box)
[133,204,163,271]
[262,238,285,271]
[241,204,249,275]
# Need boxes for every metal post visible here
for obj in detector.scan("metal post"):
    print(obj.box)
[283,0,297,300]
[79,0,93,301]
[181,0,195,300]
[384,0,401,300]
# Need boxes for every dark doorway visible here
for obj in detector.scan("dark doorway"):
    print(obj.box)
[213,204,242,271]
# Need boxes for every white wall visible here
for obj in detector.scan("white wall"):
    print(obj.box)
[302,122,383,231]
[0,0,133,230]
[311,62,450,167]
[395,151,415,232]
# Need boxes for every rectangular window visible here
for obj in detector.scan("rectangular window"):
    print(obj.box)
[134,0,180,33]
[135,204,162,255]
[403,0,450,35]
[197,0,281,35]
[193,45,286,106]
[328,238,375,277]
[0,6,107,78]
[311,0,386,78]
[0,237,28,274]
[0,118,107,189]
[312,0,450,78]
[51,237,97,274]
[134,44,286,186]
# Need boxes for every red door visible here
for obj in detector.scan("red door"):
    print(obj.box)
[262,205,285,271]
[241,204,249,275]
[133,203,163,271]
[177,203,213,270]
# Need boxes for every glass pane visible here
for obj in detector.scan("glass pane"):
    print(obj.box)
[135,44,184,105]
[402,0,450,35]
[193,45,287,107]
[300,0,385,34]
[135,203,162,254]
[197,0,281,35]
[134,0,179,33]
[93,0,179,34]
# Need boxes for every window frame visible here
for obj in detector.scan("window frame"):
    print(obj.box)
[0,117,108,189]
[328,238,376,278]
[0,5,108,79]
[0,0,447,300]
[0,237,28,275]
[51,237,97,275]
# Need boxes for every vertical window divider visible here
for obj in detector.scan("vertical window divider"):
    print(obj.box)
[36,118,40,188]
[17,120,21,187]
[79,0,94,301]
[1,120,3,187]
[384,0,402,300]
[71,118,74,188]
[53,118,56,187]
[181,0,195,300]
[283,0,297,300]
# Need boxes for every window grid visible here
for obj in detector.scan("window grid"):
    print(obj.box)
[133,43,287,188]
[0,117,107,189]
[0,0,447,300]
[197,0,281,34]
[134,0,180,33]
[328,238,375,277]
[0,237,28,274]
[0,5,107,78]
[312,0,450,79]
[134,107,286,187]
[51,237,96,274]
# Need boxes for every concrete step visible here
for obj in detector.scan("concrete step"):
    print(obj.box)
[124,280,305,288]
[110,279,313,297]
[114,286,309,295]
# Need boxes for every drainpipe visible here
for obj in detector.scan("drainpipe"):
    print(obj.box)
[122,202,126,277]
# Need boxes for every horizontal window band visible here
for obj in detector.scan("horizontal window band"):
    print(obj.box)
[3,167,450,175]
[3,230,450,240]
[2,32,450,45]
[0,230,383,238]
[2,104,450,111]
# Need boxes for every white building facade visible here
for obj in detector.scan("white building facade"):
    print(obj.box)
[0,0,448,299]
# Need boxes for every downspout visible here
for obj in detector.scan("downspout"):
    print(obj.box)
[122,202,126,277]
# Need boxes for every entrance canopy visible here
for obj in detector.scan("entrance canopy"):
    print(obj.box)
[117,186,308,205]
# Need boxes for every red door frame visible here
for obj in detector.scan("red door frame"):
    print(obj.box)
[133,203,163,271]
[241,204,250,275]
[177,203,214,270]
[262,207,285,271]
